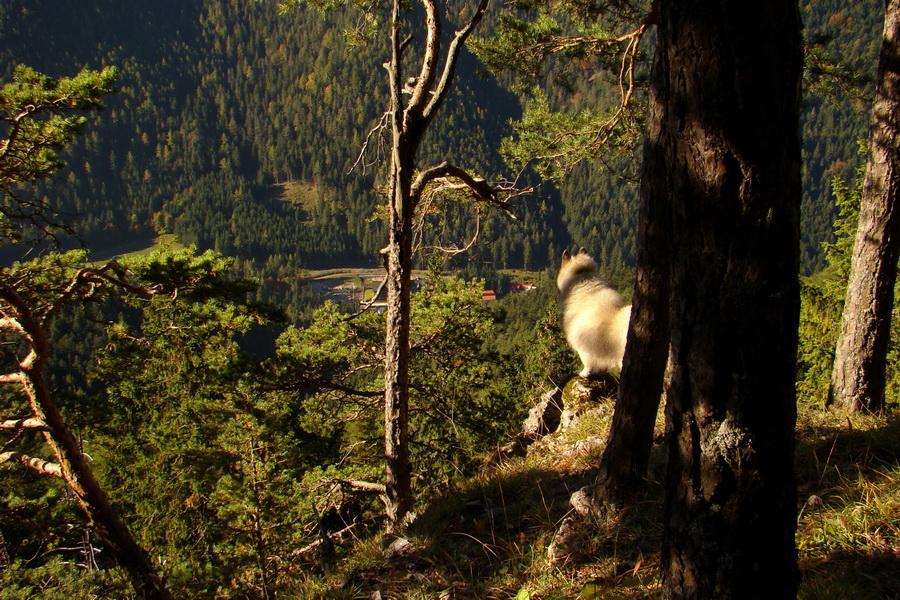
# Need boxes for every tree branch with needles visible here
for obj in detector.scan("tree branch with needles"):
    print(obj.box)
[0,249,253,600]
[0,66,117,241]
[472,0,657,178]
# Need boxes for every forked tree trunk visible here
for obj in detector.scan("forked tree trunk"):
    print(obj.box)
[829,0,900,414]
[379,0,490,527]
[657,1,802,598]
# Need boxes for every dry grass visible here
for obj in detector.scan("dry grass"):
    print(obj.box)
[292,398,900,599]
[795,401,900,599]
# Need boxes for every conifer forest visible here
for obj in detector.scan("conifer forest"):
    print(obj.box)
[2,0,900,598]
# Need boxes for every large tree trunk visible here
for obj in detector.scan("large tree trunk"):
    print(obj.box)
[829,0,900,414]
[658,1,802,598]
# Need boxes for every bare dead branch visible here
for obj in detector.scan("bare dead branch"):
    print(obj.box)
[411,161,505,207]
[293,520,362,558]
[407,0,441,112]
[345,247,390,321]
[398,33,414,58]
[421,215,482,256]
[407,161,535,257]
[0,317,25,334]
[0,372,24,384]
[331,478,387,494]
[422,0,491,125]
[388,0,406,130]
[0,285,43,357]
[348,111,391,175]
[412,189,484,256]
[0,450,63,478]
[0,416,50,431]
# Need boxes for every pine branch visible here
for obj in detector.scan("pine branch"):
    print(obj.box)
[348,111,390,175]
[43,260,157,324]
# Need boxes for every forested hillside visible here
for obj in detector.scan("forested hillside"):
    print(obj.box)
[1,1,898,598]
[0,0,884,286]
[0,0,564,286]
[801,0,882,271]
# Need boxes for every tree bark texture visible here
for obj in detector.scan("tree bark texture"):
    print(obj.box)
[382,0,416,525]
[657,1,802,598]
[829,0,900,413]
[383,130,415,525]
[593,19,672,506]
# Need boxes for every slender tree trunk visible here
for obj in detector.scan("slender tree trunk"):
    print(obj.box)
[658,1,802,598]
[383,141,415,525]
[378,0,490,527]
[829,0,900,413]
[383,0,416,525]
[592,13,671,506]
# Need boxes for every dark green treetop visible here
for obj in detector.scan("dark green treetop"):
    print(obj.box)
[0,65,117,239]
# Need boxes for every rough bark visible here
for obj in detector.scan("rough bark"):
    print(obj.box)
[383,0,416,524]
[658,1,802,598]
[380,0,491,527]
[590,12,671,508]
[829,0,900,413]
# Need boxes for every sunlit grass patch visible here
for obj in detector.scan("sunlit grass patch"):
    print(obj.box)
[796,406,900,599]
[287,392,900,599]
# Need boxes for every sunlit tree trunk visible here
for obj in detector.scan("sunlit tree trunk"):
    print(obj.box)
[829,0,900,414]
[380,0,491,527]
[383,33,415,519]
